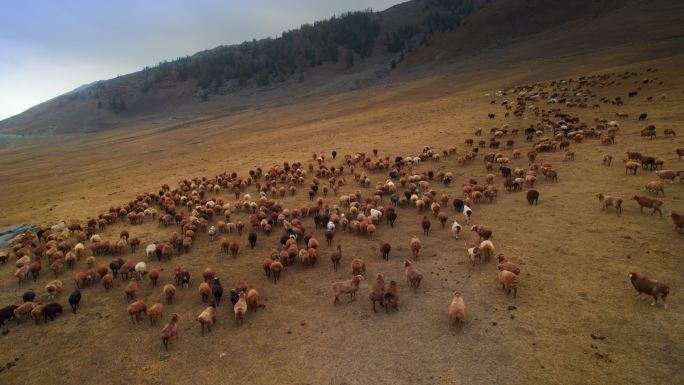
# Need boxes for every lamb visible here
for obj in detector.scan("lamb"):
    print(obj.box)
[197,302,217,336]
[368,273,386,312]
[332,275,364,305]
[471,225,492,240]
[41,302,63,322]
[496,254,521,275]
[147,300,164,326]
[448,292,466,335]
[379,242,391,261]
[198,282,211,302]
[499,270,519,297]
[632,195,663,216]
[127,300,147,323]
[404,260,423,290]
[451,220,462,239]
[669,212,684,232]
[629,272,669,308]
[68,289,81,313]
[382,280,399,312]
[479,240,495,262]
[351,258,366,276]
[410,236,421,259]
[234,292,248,325]
[597,193,622,215]
[163,284,176,304]
[161,313,181,350]
[421,216,431,235]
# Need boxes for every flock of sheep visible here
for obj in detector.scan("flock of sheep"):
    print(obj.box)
[0,66,681,351]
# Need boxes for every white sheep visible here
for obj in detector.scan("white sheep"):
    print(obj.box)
[146,244,157,260]
[451,220,462,239]
[370,208,383,220]
[135,262,147,281]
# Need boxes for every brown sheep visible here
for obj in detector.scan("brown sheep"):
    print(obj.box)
[148,269,160,287]
[368,273,386,312]
[234,292,248,325]
[163,284,176,304]
[499,270,519,297]
[247,288,264,312]
[270,258,284,284]
[379,242,391,261]
[127,300,147,323]
[496,254,521,275]
[404,260,423,290]
[632,195,663,216]
[125,278,138,301]
[645,181,665,196]
[331,245,342,270]
[421,216,431,235]
[161,313,180,351]
[597,193,622,215]
[629,272,669,308]
[332,275,364,305]
[13,302,37,324]
[471,225,493,240]
[409,236,421,259]
[382,280,400,312]
[669,212,684,232]
[198,282,211,302]
[101,273,113,291]
[147,300,164,326]
[351,258,366,276]
[655,170,677,183]
[448,292,466,335]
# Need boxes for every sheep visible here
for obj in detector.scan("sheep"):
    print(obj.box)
[368,273,386,312]
[234,292,248,325]
[197,302,217,336]
[421,216,431,236]
[202,267,216,283]
[247,288,264,311]
[208,226,216,241]
[330,245,342,270]
[125,278,138,301]
[0,305,18,326]
[603,154,613,166]
[22,290,36,303]
[669,212,684,232]
[148,269,159,287]
[632,195,663,216]
[145,244,157,260]
[148,300,164,326]
[163,284,176,304]
[135,262,147,281]
[382,280,399,312]
[15,265,30,286]
[198,282,211,302]
[526,190,539,205]
[624,160,640,174]
[30,302,45,324]
[499,270,519,297]
[465,241,482,264]
[645,181,665,196]
[270,258,283,284]
[212,278,224,305]
[471,225,493,241]
[410,236,421,259]
[496,254,521,275]
[480,240,495,262]
[248,232,258,248]
[448,292,466,335]
[379,242,391,261]
[655,170,677,183]
[462,204,473,224]
[351,258,366,276]
[68,289,81,313]
[597,193,622,215]
[629,272,669,308]
[13,302,37,324]
[45,279,63,300]
[332,275,364,305]
[161,313,181,350]
[404,260,423,290]
[41,302,63,322]
[127,300,146,323]
[101,273,113,291]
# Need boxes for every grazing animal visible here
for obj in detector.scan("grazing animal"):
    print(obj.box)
[632,195,663,216]
[404,260,423,290]
[351,258,366,276]
[597,193,622,215]
[332,275,364,305]
[526,190,539,205]
[629,272,669,308]
[382,281,399,312]
[161,313,180,350]
[449,292,466,335]
[42,302,63,322]
[68,289,81,313]
[499,270,519,297]
[197,302,217,336]
[368,273,386,312]
[234,292,248,325]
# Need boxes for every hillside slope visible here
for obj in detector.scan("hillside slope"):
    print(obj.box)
[1,0,666,137]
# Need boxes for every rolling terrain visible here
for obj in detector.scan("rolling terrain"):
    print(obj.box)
[1,1,684,385]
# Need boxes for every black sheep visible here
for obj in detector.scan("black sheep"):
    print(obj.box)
[68,290,82,313]
[325,230,334,246]
[212,278,224,305]
[229,289,240,307]
[22,290,36,303]
[248,232,257,249]
[0,305,18,326]
[42,302,63,322]
[526,190,539,205]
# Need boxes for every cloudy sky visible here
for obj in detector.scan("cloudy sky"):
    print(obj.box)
[0,0,402,120]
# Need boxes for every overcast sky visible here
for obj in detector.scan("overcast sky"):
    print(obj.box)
[0,0,403,120]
